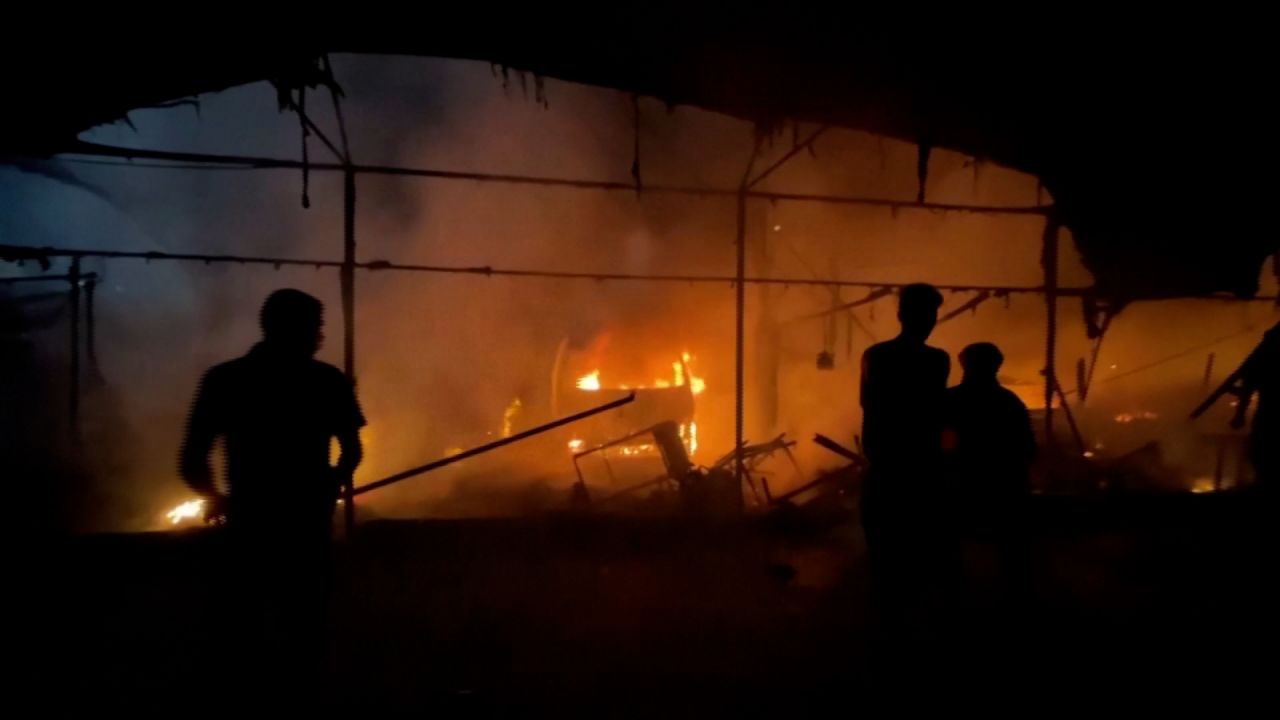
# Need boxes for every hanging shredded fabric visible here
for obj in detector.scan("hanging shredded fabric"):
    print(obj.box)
[916,139,932,203]
[631,95,642,193]
[298,87,310,208]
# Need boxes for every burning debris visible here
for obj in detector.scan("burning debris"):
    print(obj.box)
[567,352,706,459]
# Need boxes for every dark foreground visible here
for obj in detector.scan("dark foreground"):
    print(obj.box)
[15,493,1278,712]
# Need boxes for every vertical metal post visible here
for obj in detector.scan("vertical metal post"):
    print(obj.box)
[341,168,357,532]
[68,256,82,441]
[734,188,748,489]
[85,275,99,377]
[1042,219,1060,444]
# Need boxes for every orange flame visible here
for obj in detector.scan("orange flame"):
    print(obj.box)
[576,370,601,391]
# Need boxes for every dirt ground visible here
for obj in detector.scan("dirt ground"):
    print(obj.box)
[15,492,1278,713]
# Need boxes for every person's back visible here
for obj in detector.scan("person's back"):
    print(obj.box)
[944,345,1035,500]
[944,342,1035,606]
[857,284,952,639]
[1241,323,1279,488]
[860,284,951,487]
[180,288,364,533]
[179,288,365,696]
[862,337,951,477]
[197,346,361,527]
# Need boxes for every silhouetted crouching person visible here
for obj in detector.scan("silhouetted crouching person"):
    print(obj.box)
[180,288,364,696]
[860,283,951,636]
[943,343,1035,604]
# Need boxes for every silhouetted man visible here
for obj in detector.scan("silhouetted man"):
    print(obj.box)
[859,283,950,624]
[179,288,364,690]
[1238,322,1279,491]
[943,342,1035,599]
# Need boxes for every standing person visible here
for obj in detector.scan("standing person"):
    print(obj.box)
[859,283,951,631]
[943,342,1035,603]
[179,288,365,693]
[1236,323,1279,492]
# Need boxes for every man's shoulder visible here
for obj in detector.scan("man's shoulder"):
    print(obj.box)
[924,344,950,362]
[865,339,948,358]
[203,356,248,382]
[307,359,349,380]
[863,340,893,359]
[997,386,1030,410]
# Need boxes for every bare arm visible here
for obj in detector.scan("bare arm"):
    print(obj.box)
[334,427,363,490]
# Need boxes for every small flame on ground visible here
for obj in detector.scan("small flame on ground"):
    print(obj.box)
[166,499,205,525]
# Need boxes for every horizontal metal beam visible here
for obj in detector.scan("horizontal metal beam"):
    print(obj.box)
[59,141,1054,216]
[6,244,1278,302]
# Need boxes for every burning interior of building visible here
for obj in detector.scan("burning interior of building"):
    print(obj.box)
[4,31,1279,707]
[4,51,1274,531]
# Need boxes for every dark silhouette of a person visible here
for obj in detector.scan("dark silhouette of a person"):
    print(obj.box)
[1238,322,1279,491]
[179,288,364,691]
[859,283,951,624]
[943,342,1035,600]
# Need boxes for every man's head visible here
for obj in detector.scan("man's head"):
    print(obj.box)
[897,283,943,341]
[260,288,324,356]
[959,342,1004,384]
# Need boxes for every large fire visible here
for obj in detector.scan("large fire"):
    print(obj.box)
[573,352,706,397]
[570,352,705,457]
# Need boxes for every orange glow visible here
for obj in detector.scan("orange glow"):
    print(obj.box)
[568,438,585,452]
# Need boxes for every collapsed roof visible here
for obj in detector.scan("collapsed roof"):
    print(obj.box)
[3,21,1275,303]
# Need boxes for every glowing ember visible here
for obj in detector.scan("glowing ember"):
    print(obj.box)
[1114,411,1159,424]
[1082,451,1096,459]
[166,499,205,525]
[1191,476,1216,494]
[576,370,601,391]
[568,438,585,452]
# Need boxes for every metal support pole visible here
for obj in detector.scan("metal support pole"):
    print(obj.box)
[67,256,82,441]
[85,275,100,380]
[1042,218,1060,444]
[734,187,748,490]
[341,169,357,532]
